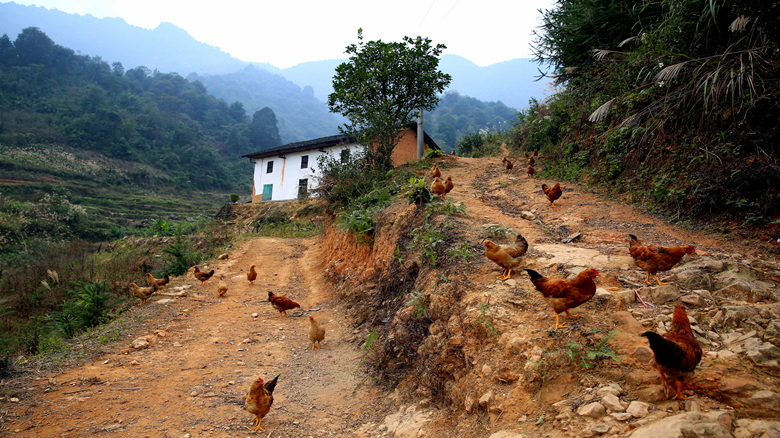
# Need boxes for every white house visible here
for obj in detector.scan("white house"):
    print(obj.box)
[242,125,440,202]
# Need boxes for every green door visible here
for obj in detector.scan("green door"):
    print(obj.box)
[262,184,273,201]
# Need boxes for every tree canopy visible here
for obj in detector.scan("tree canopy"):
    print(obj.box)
[328,29,451,171]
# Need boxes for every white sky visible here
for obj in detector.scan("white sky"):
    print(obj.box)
[12,0,556,69]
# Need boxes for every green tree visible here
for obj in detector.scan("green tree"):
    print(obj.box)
[328,29,451,171]
[248,107,282,151]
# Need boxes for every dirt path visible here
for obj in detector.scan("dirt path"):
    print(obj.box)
[3,152,775,438]
[3,237,390,437]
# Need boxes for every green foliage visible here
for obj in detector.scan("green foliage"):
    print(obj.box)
[328,29,451,172]
[483,224,514,238]
[564,331,621,369]
[403,177,433,205]
[405,290,430,319]
[456,130,504,158]
[425,91,518,151]
[408,221,446,265]
[230,193,240,203]
[448,242,476,266]
[476,302,498,336]
[161,234,199,276]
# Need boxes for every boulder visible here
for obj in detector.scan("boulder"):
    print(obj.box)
[764,320,780,347]
[733,419,780,438]
[577,402,606,418]
[629,411,734,438]
[637,284,680,304]
[743,337,780,371]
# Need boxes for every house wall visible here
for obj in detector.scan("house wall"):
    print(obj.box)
[391,128,429,165]
[250,144,357,202]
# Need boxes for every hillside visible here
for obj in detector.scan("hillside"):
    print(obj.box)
[3,153,779,437]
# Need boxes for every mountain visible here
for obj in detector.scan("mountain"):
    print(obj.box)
[0,1,270,75]
[282,55,549,111]
[188,66,342,143]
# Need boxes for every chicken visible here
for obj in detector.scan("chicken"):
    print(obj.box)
[145,272,170,288]
[217,279,228,297]
[192,266,215,285]
[641,305,703,400]
[524,268,599,330]
[542,183,562,207]
[525,151,537,166]
[130,282,157,304]
[629,234,695,285]
[451,149,457,156]
[431,163,442,178]
[431,177,446,198]
[247,265,257,284]
[443,176,454,197]
[502,157,513,170]
[527,165,534,178]
[244,374,279,432]
[309,316,326,349]
[484,233,529,280]
[268,291,300,317]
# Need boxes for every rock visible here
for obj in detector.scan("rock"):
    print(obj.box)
[577,402,606,418]
[743,338,780,371]
[733,419,780,438]
[217,253,229,260]
[626,401,651,418]
[382,405,432,438]
[612,311,646,334]
[765,320,780,347]
[638,284,681,304]
[630,411,734,438]
[482,364,492,376]
[596,386,621,398]
[680,294,705,307]
[520,211,536,221]
[671,262,717,290]
[611,413,633,421]
[714,269,774,302]
[479,390,494,408]
[746,390,780,411]
[464,396,475,413]
[131,337,150,349]
[489,432,528,438]
[591,424,610,434]
[601,394,626,412]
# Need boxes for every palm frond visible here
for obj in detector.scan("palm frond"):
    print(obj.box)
[588,98,616,122]
[655,62,689,82]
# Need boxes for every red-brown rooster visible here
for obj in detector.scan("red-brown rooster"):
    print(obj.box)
[641,306,703,400]
[542,183,562,207]
[268,291,300,317]
[629,234,695,285]
[524,268,599,329]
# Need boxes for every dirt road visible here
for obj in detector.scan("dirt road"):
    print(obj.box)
[4,237,390,437]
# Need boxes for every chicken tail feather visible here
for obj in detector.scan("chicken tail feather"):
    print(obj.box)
[264,374,280,394]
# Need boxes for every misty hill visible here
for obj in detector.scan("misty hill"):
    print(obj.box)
[0,1,269,75]
[188,66,342,143]
[283,55,548,111]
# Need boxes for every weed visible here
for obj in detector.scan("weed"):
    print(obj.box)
[161,234,199,276]
[477,302,499,336]
[405,290,430,319]
[448,242,476,266]
[408,221,445,265]
[484,224,513,238]
[564,330,621,369]
[404,177,433,205]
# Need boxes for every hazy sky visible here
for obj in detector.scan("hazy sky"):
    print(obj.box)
[12,0,556,68]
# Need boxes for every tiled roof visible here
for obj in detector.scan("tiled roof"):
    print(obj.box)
[241,123,440,160]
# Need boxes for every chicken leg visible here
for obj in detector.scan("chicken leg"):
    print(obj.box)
[553,312,567,329]
[251,415,265,431]
[502,268,513,281]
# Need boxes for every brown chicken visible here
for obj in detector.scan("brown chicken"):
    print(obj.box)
[542,183,562,207]
[431,163,442,178]
[192,266,215,285]
[524,268,599,329]
[217,279,228,297]
[244,374,279,431]
[309,316,326,349]
[451,149,457,156]
[641,306,703,400]
[268,291,300,317]
[527,165,534,178]
[502,157,513,170]
[431,177,446,198]
[629,234,695,285]
[484,233,529,280]
[443,176,454,197]
[247,265,257,284]
[145,272,169,288]
[525,150,537,166]
[130,282,158,304]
